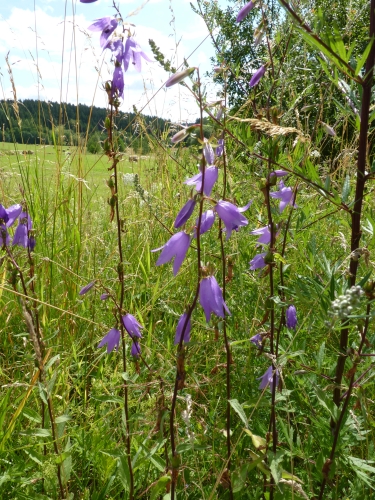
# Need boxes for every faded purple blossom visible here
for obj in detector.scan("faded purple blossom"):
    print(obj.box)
[174,313,191,344]
[123,36,152,72]
[270,180,296,213]
[216,138,224,157]
[174,199,196,228]
[320,121,336,136]
[13,212,32,248]
[250,333,262,349]
[194,209,215,237]
[199,276,230,323]
[122,313,143,339]
[98,328,120,353]
[236,1,255,22]
[152,231,191,276]
[250,225,271,245]
[203,140,215,165]
[171,128,188,144]
[215,200,249,240]
[131,341,141,358]
[100,293,110,300]
[258,365,279,392]
[28,235,36,252]
[249,65,266,87]
[286,305,297,330]
[79,281,95,296]
[88,17,118,48]
[185,166,218,196]
[250,252,267,270]
[165,68,195,87]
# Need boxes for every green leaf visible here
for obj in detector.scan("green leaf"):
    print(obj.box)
[228,399,248,427]
[244,429,267,452]
[150,476,171,500]
[341,174,351,203]
[355,37,374,75]
[22,407,42,424]
[117,455,130,491]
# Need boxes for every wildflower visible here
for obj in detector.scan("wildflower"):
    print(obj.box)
[5,204,22,227]
[122,313,143,339]
[249,65,266,87]
[250,333,262,348]
[258,365,279,392]
[123,36,152,72]
[165,67,195,87]
[269,170,288,179]
[249,252,267,270]
[250,225,271,245]
[215,200,249,240]
[171,128,188,144]
[152,231,191,276]
[199,276,230,323]
[0,205,9,225]
[100,293,110,300]
[98,328,120,353]
[174,313,191,344]
[79,281,96,296]
[174,199,196,228]
[270,180,296,213]
[88,17,118,48]
[28,234,36,252]
[112,63,124,98]
[320,121,336,136]
[203,139,215,165]
[286,305,297,330]
[236,1,255,22]
[216,138,224,157]
[131,341,141,358]
[80,0,98,3]
[13,212,32,248]
[194,209,215,237]
[185,166,218,196]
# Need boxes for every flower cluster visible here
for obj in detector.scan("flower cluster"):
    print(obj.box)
[97,313,143,358]
[87,17,151,102]
[153,135,251,343]
[330,286,364,319]
[0,204,35,250]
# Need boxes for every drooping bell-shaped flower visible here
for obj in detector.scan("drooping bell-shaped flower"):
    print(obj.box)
[165,67,195,87]
[6,204,22,227]
[250,225,271,245]
[131,341,141,358]
[258,365,279,392]
[112,63,124,98]
[194,209,215,237]
[270,180,296,213]
[215,200,249,240]
[152,231,191,276]
[88,17,118,48]
[199,276,230,323]
[123,36,152,72]
[216,138,224,157]
[203,139,215,165]
[236,1,255,23]
[174,313,191,344]
[184,166,218,196]
[122,313,143,339]
[249,65,266,87]
[13,212,32,248]
[250,333,262,349]
[249,252,267,270]
[174,199,196,228]
[79,281,96,296]
[286,305,297,330]
[98,328,120,353]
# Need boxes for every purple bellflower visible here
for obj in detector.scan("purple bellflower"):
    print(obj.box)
[112,64,124,98]
[0,205,9,225]
[165,67,195,87]
[270,180,296,213]
[199,276,230,323]
[215,200,249,240]
[79,281,96,296]
[236,1,255,23]
[100,293,109,300]
[98,328,120,353]
[152,231,191,276]
[250,333,262,349]
[88,17,118,48]
[269,170,288,179]
[123,37,152,72]
[80,0,98,3]
[194,209,215,237]
[131,341,141,358]
[258,365,279,392]
[185,166,218,196]
[286,305,297,330]
[250,225,271,245]
[123,313,143,339]
[250,252,267,270]
[174,313,191,344]
[249,65,266,87]
[13,212,32,248]
[203,140,215,165]
[174,199,196,228]
[6,204,22,227]
[216,138,224,157]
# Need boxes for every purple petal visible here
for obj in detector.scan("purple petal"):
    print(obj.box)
[122,313,143,339]
[203,140,215,165]
[250,226,271,245]
[152,232,191,276]
[112,64,124,98]
[286,305,297,330]
[216,138,224,157]
[98,328,120,354]
[101,293,109,300]
[257,365,279,392]
[174,313,191,344]
[174,199,196,228]
[250,333,262,349]
[0,205,9,224]
[236,1,255,22]
[194,209,215,237]
[202,166,218,196]
[249,252,267,270]
[249,65,266,88]
[215,201,248,240]
[131,341,141,358]
[6,204,22,227]
[79,281,96,296]
[199,276,230,323]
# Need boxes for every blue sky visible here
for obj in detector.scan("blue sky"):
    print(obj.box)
[0,0,231,121]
